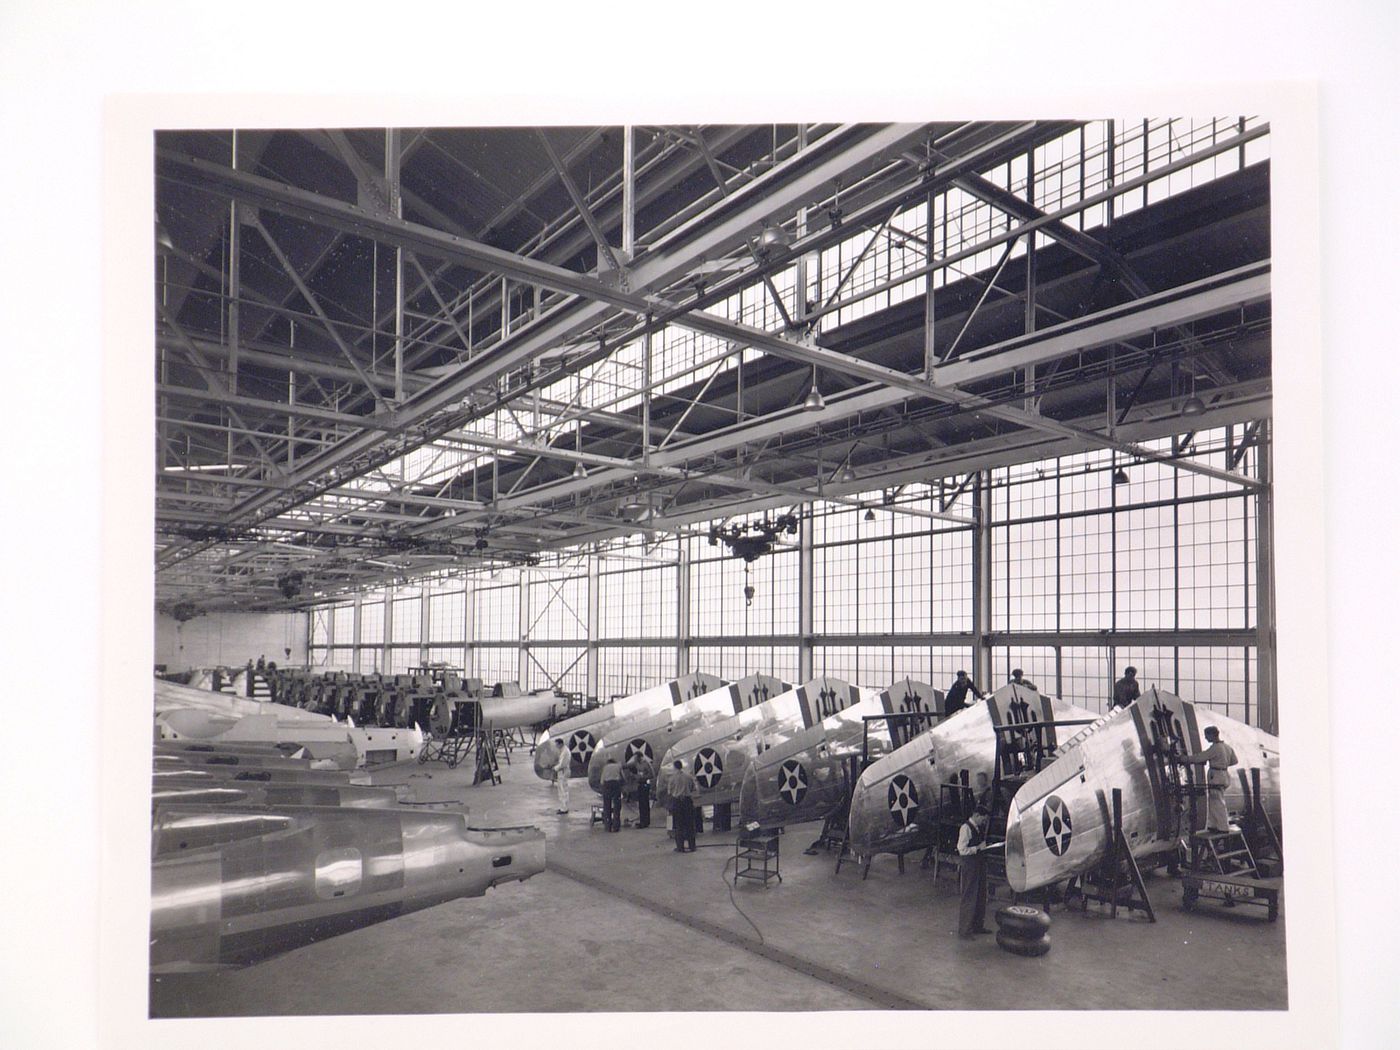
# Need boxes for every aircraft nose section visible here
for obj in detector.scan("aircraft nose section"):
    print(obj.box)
[531,735,556,781]
[846,781,880,854]
[586,744,609,793]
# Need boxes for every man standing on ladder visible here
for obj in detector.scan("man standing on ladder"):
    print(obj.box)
[1179,726,1238,832]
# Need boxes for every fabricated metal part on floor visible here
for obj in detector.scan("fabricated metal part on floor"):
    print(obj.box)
[150,805,545,971]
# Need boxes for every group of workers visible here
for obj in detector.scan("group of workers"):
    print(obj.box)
[547,664,1241,940]
[949,664,1239,938]
[549,740,702,851]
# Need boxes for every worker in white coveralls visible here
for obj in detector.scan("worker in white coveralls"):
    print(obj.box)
[1180,725,1238,832]
[552,737,571,814]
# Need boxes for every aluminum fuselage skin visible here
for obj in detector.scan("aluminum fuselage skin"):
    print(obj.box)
[1002,688,1282,893]
[657,677,868,810]
[150,805,544,970]
[847,685,1096,860]
[586,675,789,793]
[152,777,403,811]
[737,678,941,828]
[530,673,726,781]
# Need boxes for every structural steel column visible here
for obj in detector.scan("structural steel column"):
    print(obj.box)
[586,553,600,703]
[677,546,691,677]
[352,592,363,674]
[419,586,430,667]
[923,190,936,378]
[799,505,814,682]
[517,568,531,688]
[383,587,394,675]
[462,576,476,677]
[1255,420,1277,733]
[971,471,993,688]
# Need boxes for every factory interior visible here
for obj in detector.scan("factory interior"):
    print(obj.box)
[138,117,1306,1024]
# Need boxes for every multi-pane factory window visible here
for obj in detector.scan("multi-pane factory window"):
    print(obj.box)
[428,590,465,643]
[474,582,519,641]
[597,645,676,701]
[688,645,799,686]
[689,544,798,639]
[473,647,520,689]
[525,646,587,695]
[359,602,384,646]
[310,608,330,647]
[528,572,588,641]
[599,564,678,639]
[391,597,421,645]
[331,604,353,646]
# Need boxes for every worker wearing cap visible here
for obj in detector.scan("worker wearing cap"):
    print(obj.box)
[1112,667,1141,709]
[1180,726,1238,832]
[1010,668,1038,691]
[943,670,983,717]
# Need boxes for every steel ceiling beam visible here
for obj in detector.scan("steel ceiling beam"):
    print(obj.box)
[156,124,925,569]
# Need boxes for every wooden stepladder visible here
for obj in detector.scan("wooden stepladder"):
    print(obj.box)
[472,725,502,786]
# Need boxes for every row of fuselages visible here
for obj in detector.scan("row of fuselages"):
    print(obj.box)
[532,673,1282,894]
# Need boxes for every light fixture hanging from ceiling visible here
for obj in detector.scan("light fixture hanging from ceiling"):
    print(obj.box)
[572,462,587,479]
[1112,467,1130,485]
[803,365,825,412]
[1181,372,1205,417]
[864,507,876,522]
[839,464,855,483]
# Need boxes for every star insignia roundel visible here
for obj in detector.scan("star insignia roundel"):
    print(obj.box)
[567,730,596,769]
[693,747,723,789]
[778,759,808,805]
[624,738,653,765]
[887,774,920,827]
[1041,794,1073,856]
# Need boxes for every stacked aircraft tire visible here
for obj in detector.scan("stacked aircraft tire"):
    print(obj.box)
[994,905,1051,957]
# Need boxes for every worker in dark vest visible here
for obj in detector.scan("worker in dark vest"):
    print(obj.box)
[1112,666,1140,709]
[1180,726,1239,832]
[667,759,698,853]
[630,754,654,829]
[600,758,625,832]
[957,805,993,938]
[943,670,983,716]
[1009,668,1038,691]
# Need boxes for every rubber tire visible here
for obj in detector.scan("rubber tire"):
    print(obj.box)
[996,929,1051,957]
[995,905,1051,936]
[1182,884,1199,909]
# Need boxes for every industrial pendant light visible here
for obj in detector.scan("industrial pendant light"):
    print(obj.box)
[1181,373,1205,417]
[1112,467,1130,485]
[803,365,825,412]
[572,462,587,479]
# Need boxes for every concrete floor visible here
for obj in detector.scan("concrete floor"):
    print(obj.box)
[151,743,1288,1016]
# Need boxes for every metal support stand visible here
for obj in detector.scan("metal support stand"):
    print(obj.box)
[1066,788,1156,922]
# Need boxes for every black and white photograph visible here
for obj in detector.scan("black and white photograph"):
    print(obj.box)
[2,4,1394,1049]
[146,117,1287,1018]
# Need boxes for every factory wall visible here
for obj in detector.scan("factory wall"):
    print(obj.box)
[155,610,308,673]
